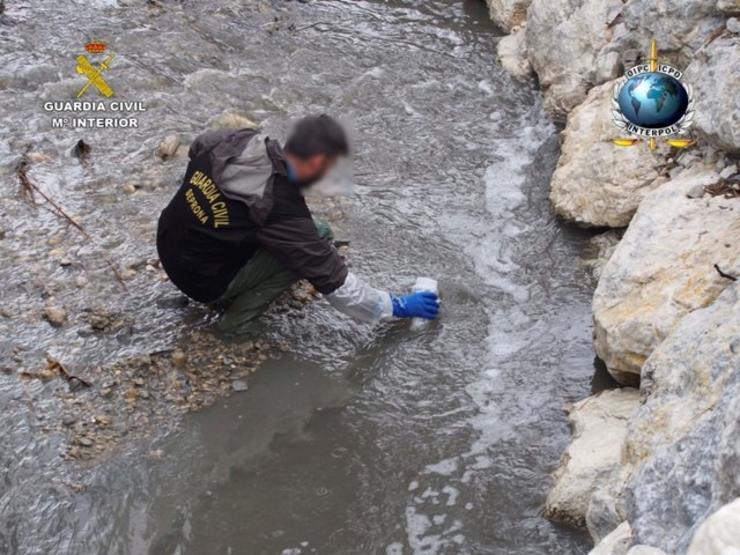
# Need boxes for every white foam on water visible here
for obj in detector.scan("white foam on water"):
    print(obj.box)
[478,80,494,95]
[402,112,556,550]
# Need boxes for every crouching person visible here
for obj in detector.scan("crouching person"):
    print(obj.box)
[156,114,439,333]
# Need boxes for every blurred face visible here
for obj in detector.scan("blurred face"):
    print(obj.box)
[288,153,338,187]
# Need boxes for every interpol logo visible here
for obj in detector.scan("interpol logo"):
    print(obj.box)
[611,40,695,150]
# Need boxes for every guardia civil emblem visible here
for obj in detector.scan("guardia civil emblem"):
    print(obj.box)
[612,40,695,150]
[75,39,116,98]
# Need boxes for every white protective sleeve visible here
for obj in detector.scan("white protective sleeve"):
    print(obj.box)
[325,271,394,322]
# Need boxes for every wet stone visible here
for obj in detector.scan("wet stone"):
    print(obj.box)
[171,349,187,366]
[231,380,248,392]
[157,134,181,159]
[43,305,67,327]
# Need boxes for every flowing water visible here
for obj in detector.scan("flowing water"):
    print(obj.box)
[0,0,605,553]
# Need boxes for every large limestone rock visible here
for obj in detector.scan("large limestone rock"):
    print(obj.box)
[524,0,725,119]
[589,521,632,555]
[484,0,531,32]
[587,465,633,543]
[625,284,740,464]
[496,27,532,79]
[593,166,740,384]
[549,80,666,227]
[610,0,725,68]
[685,35,740,154]
[623,284,740,552]
[687,498,740,555]
[545,388,640,526]
[526,0,622,118]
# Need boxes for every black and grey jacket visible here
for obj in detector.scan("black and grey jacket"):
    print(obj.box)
[157,128,392,322]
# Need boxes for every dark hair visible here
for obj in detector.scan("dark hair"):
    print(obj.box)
[284,114,349,159]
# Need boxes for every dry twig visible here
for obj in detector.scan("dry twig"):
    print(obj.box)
[16,154,128,289]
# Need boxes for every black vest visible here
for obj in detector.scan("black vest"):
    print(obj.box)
[157,139,265,302]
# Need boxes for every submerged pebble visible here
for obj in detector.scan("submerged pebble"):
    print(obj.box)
[231,380,248,392]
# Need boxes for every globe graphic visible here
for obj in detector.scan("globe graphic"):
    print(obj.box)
[617,72,689,129]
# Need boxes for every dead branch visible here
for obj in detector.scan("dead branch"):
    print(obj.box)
[714,264,737,282]
[16,154,128,289]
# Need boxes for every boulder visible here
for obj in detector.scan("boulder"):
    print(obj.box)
[625,283,740,464]
[587,466,633,543]
[496,26,532,79]
[610,0,724,68]
[524,0,724,119]
[593,166,740,384]
[549,80,666,227]
[545,388,640,526]
[685,35,740,154]
[525,0,623,118]
[623,285,740,552]
[687,498,740,555]
[589,521,632,555]
[483,0,531,32]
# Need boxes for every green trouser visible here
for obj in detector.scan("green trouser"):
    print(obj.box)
[215,218,334,333]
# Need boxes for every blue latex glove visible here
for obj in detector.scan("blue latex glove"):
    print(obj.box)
[391,291,440,319]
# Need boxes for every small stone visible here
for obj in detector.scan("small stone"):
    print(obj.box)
[209,110,259,130]
[100,387,112,398]
[132,377,145,387]
[75,275,88,288]
[122,182,137,194]
[68,482,86,493]
[727,17,740,34]
[49,247,65,259]
[27,151,51,163]
[171,349,187,366]
[686,184,706,199]
[59,257,73,267]
[94,414,111,426]
[157,134,180,159]
[62,415,77,427]
[139,389,150,399]
[78,437,93,447]
[119,268,136,281]
[720,164,737,180]
[231,380,248,392]
[38,368,56,380]
[43,305,67,327]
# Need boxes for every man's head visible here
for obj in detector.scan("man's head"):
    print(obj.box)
[283,114,349,186]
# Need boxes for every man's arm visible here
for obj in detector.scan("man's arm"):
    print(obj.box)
[257,215,438,323]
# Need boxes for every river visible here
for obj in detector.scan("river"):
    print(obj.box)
[0,0,602,553]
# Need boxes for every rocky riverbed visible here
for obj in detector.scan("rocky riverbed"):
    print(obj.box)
[485,0,740,553]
